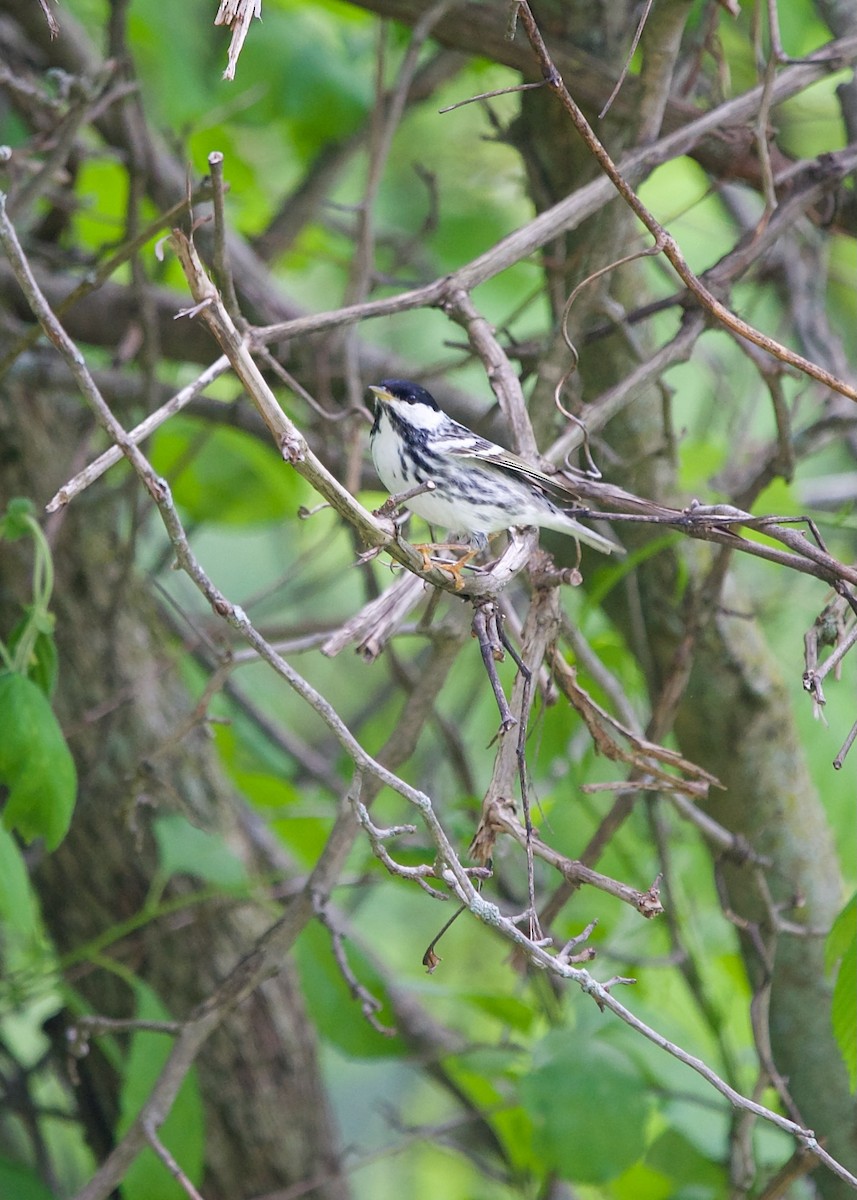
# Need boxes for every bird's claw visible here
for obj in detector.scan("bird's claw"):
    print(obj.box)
[413,543,479,590]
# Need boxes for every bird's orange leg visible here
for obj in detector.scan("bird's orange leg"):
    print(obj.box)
[412,538,497,589]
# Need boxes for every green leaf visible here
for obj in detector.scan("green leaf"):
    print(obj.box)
[610,1160,674,1200]
[677,438,728,496]
[518,1030,651,1184]
[212,724,331,867]
[149,416,308,525]
[0,1157,55,1200]
[70,158,129,253]
[832,939,857,1090]
[0,497,36,540]
[0,824,39,938]
[128,0,217,127]
[827,895,857,1090]
[641,1128,729,1196]
[237,6,372,155]
[826,895,857,1089]
[117,980,205,1200]
[0,672,77,850]
[153,813,249,890]
[825,892,857,972]
[295,921,404,1059]
[213,714,297,780]
[461,991,536,1034]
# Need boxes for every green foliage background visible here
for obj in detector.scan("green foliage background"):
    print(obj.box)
[0,0,855,1197]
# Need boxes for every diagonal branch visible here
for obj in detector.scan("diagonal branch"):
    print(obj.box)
[516,3,857,404]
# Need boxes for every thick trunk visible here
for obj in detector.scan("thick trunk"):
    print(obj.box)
[0,385,349,1199]
[501,2,857,1192]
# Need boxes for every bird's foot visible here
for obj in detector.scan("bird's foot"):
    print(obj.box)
[413,542,479,590]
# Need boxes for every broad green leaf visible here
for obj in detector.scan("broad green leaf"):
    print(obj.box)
[227,768,301,811]
[640,1128,729,1197]
[518,1030,650,1184]
[827,896,857,1090]
[70,158,129,253]
[461,991,536,1034]
[448,1044,523,1093]
[610,1160,674,1200]
[117,980,204,1200]
[832,940,857,1090]
[150,415,308,525]
[270,813,335,869]
[153,812,249,890]
[0,1157,55,1200]
[213,716,296,781]
[0,672,77,850]
[0,824,38,938]
[212,724,331,866]
[128,0,216,126]
[826,895,857,1088]
[237,6,372,155]
[825,892,857,972]
[213,724,304,810]
[753,476,804,520]
[677,438,728,495]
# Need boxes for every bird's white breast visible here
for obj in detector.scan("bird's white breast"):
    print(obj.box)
[370,406,411,494]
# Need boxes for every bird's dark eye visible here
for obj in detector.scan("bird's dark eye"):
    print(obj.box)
[378,378,439,410]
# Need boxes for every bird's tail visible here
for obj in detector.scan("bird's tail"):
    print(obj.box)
[552,514,623,555]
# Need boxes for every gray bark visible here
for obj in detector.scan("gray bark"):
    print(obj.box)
[0,384,349,1200]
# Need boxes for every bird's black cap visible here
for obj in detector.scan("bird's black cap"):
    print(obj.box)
[376,379,440,410]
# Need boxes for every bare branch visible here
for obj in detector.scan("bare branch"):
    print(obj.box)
[207,151,242,323]
[214,0,261,82]
[46,356,231,511]
[253,32,857,357]
[516,3,857,404]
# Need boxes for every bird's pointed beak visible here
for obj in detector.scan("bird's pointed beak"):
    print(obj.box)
[368,384,392,404]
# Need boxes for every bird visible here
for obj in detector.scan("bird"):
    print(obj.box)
[368,379,619,584]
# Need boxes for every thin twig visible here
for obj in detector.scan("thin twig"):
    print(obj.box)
[421,903,467,973]
[168,226,534,599]
[472,604,517,733]
[766,0,793,65]
[215,0,262,82]
[0,186,209,380]
[312,848,397,1036]
[0,193,166,505]
[7,68,113,224]
[439,79,546,113]
[516,4,857,403]
[753,52,780,214]
[207,151,242,323]
[142,1123,207,1200]
[251,35,857,416]
[833,718,857,770]
[480,798,665,918]
[37,0,60,37]
[598,0,654,119]
[45,356,231,511]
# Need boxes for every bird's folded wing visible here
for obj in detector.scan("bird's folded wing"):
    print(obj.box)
[440,435,579,499]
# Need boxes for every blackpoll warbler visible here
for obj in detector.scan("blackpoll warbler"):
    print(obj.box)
[369,379,620,568]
